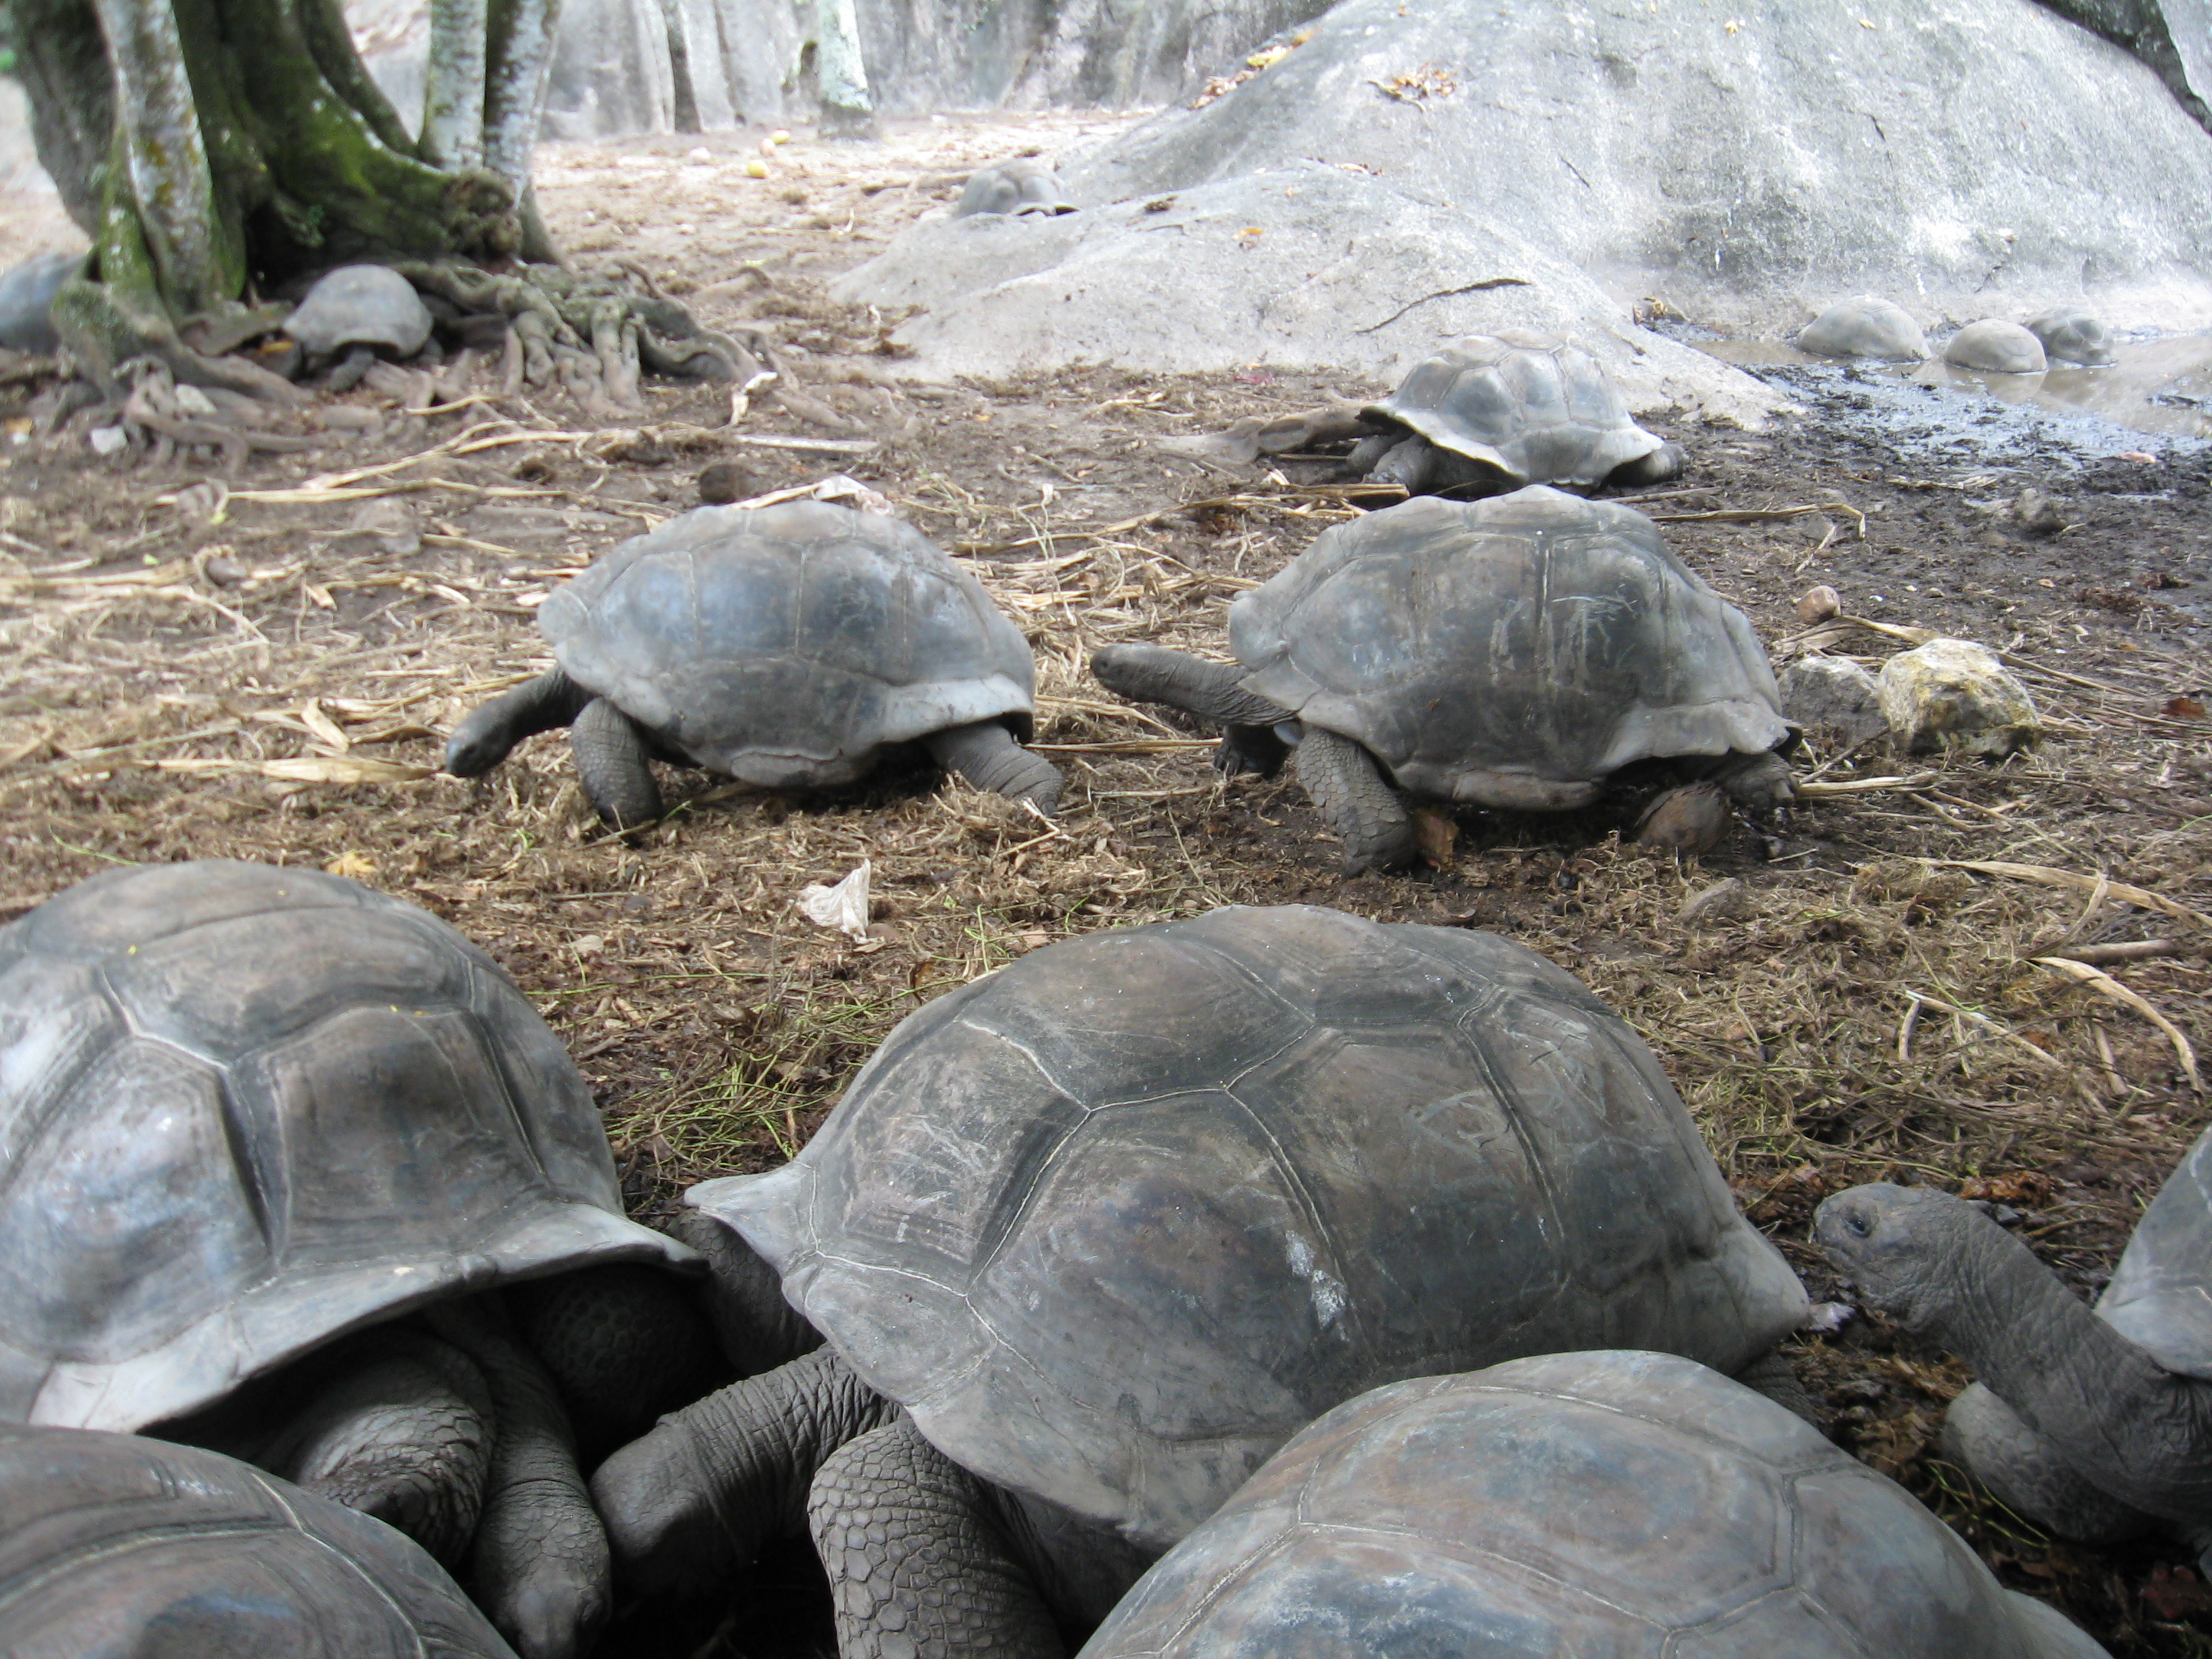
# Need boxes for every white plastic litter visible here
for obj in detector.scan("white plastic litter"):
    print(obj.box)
[798,860,872,940]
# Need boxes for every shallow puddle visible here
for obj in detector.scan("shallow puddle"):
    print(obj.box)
[1701,333,2212,443]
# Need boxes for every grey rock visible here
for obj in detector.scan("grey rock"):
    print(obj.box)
[1778,653,1888,746]
[1877,638,2041,757]
[832,163,1782,424]
[1083,1354,2110,1659]
[0,253,81,356]
[1056,0,2212,336]
[1799,297,1932,361]
[1946,318,2050,373]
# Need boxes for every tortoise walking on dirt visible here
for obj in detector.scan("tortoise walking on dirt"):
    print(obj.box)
[0,1424,523,1658]
[1343,332,1682,497]
[1817,1130,2212,1567]
[448,500,1062,831]
[1081,1352,2108,1659]
[593,905,1810,1659]
[0,860,727,1659]
[1093,487,1795,874]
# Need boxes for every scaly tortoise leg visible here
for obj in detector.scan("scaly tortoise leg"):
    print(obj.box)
[1292,727,1413,876]
[570,697,663,831]
[810,1417,1064,1659]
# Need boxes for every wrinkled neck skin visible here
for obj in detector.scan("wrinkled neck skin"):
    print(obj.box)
[592,1344,900,1594]
[1822,1185,2212,1524]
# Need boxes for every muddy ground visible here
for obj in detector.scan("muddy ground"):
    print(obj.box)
[4,110,2211,1655]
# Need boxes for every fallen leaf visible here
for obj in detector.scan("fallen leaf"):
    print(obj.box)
[323,850,378,879]
[2165,696,2206,720]
[1411,807,1458,869]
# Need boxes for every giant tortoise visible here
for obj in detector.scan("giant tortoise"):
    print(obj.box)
[593,904,1810,1659]
[1817,1126,2212,1568]
[1344,331,1683,496]
[1093,487,1795,873]
[0,1422,521,1658]
[0,860,727,1659]
[1080,1352,2108,1659]
[447,500,1061,830]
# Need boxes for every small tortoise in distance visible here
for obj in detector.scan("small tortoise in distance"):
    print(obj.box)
[0,1424,523,1658]
[1817,1130,2212,1570]
[953,158,1078,217]
[1082,1352,2108,1659]
[284,263,435,391]
[2025,305,2118,366]
[593,904,1810,1659]
[1344,331,1683,496]
[448,500,1062,830]
[1094,487,1795,874]
[1796,295,1930,361]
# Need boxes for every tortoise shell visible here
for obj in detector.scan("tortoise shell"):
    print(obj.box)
[953,160,1076,217]
[1362,331,1666,489]
[0,1423,517,1657]
[540,500,1037,790]
[1796,296,1929,361]
[0,860,690,1433]
[2024,307,2117,367]
[695,904,1807,1548]
[1228,487,1789,811]
[1083,1352,2108,1658]
[2095,1122,2212,1380]
[283,265,433,357]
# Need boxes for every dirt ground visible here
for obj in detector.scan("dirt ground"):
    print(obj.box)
[4,109,2211,1655]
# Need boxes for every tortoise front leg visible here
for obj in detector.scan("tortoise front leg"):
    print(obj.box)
[1292,728,1413,875]
[446,667,591,777]
[571,697,664,831]
[1943,1382,2160,1545]
[810,1417,1064,1659]
[1609,442,1687,487]
[925,720,1064,815]
[429,1300,611,1659]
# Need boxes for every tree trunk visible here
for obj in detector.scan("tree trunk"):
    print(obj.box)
[483,0,564,262]
[421,0,489,166]
[811,0,876,136]
[19,0,526,387]
[657,0,702,135]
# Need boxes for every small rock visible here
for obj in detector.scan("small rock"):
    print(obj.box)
[318,404,382,432]
[1943,318,2046,374]
[1777,653,1887,746]
[2013,488,2066,538]
[171,383,220,415]
[1796,585,1842,624]
[698,459,760,505]
[1877,637,2041,757]
[1634,781,1730,853]
[202,552,248,586]
[87,425,127,456]
[1678,876,1748,925]
[688,145,713,163]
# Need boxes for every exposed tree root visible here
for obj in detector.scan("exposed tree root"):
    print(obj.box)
[395,260,747,415]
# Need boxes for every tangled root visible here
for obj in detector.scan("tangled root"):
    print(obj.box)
[394,259,752,415]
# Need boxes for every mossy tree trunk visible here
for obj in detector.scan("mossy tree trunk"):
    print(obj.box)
[6,0,562,390]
